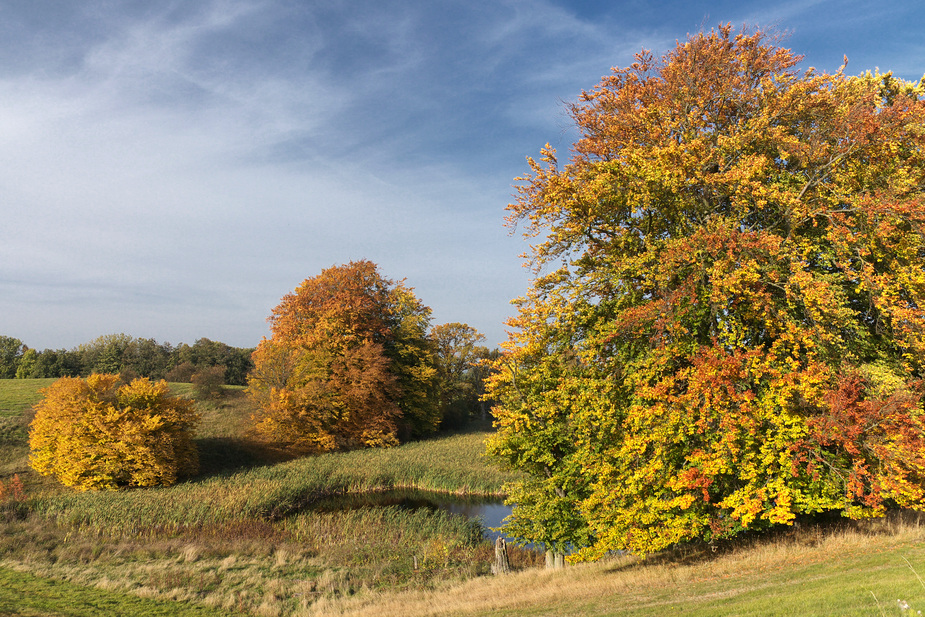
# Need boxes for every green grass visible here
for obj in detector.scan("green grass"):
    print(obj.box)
[317,513,925,616]
[571,543,925,617]
[0,378,527,615]
[7,378,925,616]
[29,429,514,537]
[0,566,242,616]
[0,378,55,417]
[0,379,50,479]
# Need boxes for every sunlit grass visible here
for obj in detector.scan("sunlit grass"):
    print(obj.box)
[0,380,47,479]
[0,378,523,615]
[0,565,241,616]
[0,378,55,417]
[8,378,924,617]
[29,428,513,538]
[312,512,925,617]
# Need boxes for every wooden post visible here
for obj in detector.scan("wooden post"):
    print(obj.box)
[493,537,511,575]
[545,550,565,569]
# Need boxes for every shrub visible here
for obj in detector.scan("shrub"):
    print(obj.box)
[165,361,196,383]
[191,365,226,400]
[29,374,199,490]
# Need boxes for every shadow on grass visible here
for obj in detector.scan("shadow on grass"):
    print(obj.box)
[193,436,297,478]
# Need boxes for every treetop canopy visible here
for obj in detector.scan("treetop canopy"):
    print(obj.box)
[487,25,925,558]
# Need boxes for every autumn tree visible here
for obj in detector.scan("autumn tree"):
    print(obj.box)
[29,374,199,490]
[248,260,439,451]
[486,26,925,558]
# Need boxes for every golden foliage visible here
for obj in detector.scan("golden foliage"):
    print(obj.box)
[29,374,199,490]
[488,25,925,557]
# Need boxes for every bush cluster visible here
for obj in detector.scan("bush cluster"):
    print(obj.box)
[29,374,199,490]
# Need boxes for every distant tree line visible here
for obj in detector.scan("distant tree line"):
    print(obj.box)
[2,322,495,429]
[0,334,255,386]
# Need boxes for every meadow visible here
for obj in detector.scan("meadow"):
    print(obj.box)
[3,378,925,616]
[0,379,536,616]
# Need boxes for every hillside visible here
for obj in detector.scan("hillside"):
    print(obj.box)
[2,379,925,616]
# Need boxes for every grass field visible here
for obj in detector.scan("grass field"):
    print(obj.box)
[317,512,925,616]
[0,378,55,417]
[4,378,925,616]
[0,566,239,616]
[0,378,532,616]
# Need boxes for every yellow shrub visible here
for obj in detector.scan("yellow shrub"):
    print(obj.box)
[29,374,199,490]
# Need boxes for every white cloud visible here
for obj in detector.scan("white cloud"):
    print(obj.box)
[2,0,922,350]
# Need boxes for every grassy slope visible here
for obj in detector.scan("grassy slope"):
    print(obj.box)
[0,566,240,617]
[0,378,55,417]
[0,379,521,616]
[5,378,925,616]
[320,515,925,616]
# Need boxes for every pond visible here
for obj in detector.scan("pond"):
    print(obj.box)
[309,489,514,543]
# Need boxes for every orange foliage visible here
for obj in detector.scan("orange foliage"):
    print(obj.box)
[0,474,26,502]
[487,25,925,558]
[248,260,437,452]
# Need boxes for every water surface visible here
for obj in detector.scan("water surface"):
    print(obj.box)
[309,489,514,541]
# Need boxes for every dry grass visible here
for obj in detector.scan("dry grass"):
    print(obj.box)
[6,378,925,616]
[0,380,519,616]
[306,512,925,617]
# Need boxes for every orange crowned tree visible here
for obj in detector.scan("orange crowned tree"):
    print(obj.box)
[486,26,925,558]
[248,260,439,451]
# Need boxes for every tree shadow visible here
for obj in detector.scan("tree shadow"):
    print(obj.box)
[193,436,300,478]
[599,508,925,574]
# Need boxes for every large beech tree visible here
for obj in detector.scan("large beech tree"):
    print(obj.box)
[248,260,439,451]
[486,26,925,558]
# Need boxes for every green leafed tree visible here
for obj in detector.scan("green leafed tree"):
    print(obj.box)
[430,322,493,429]
[0,336,26,379]
[486,26,925,559]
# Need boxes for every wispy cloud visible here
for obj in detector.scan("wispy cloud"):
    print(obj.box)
[2,0,921,349]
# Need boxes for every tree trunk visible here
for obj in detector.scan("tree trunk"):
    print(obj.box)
[493,537,511,575]
[545,550,565,569]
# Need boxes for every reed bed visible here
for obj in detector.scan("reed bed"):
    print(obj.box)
[30,430,514,538]
[0,379,527,615]
[11,377,515,537]
[7,378,925,615]
[1,501,499,615]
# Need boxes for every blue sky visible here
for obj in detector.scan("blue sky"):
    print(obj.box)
[1,0,923,350]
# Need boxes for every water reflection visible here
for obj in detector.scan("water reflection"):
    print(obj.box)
[309,489,514,542]
[442,502,513,542]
